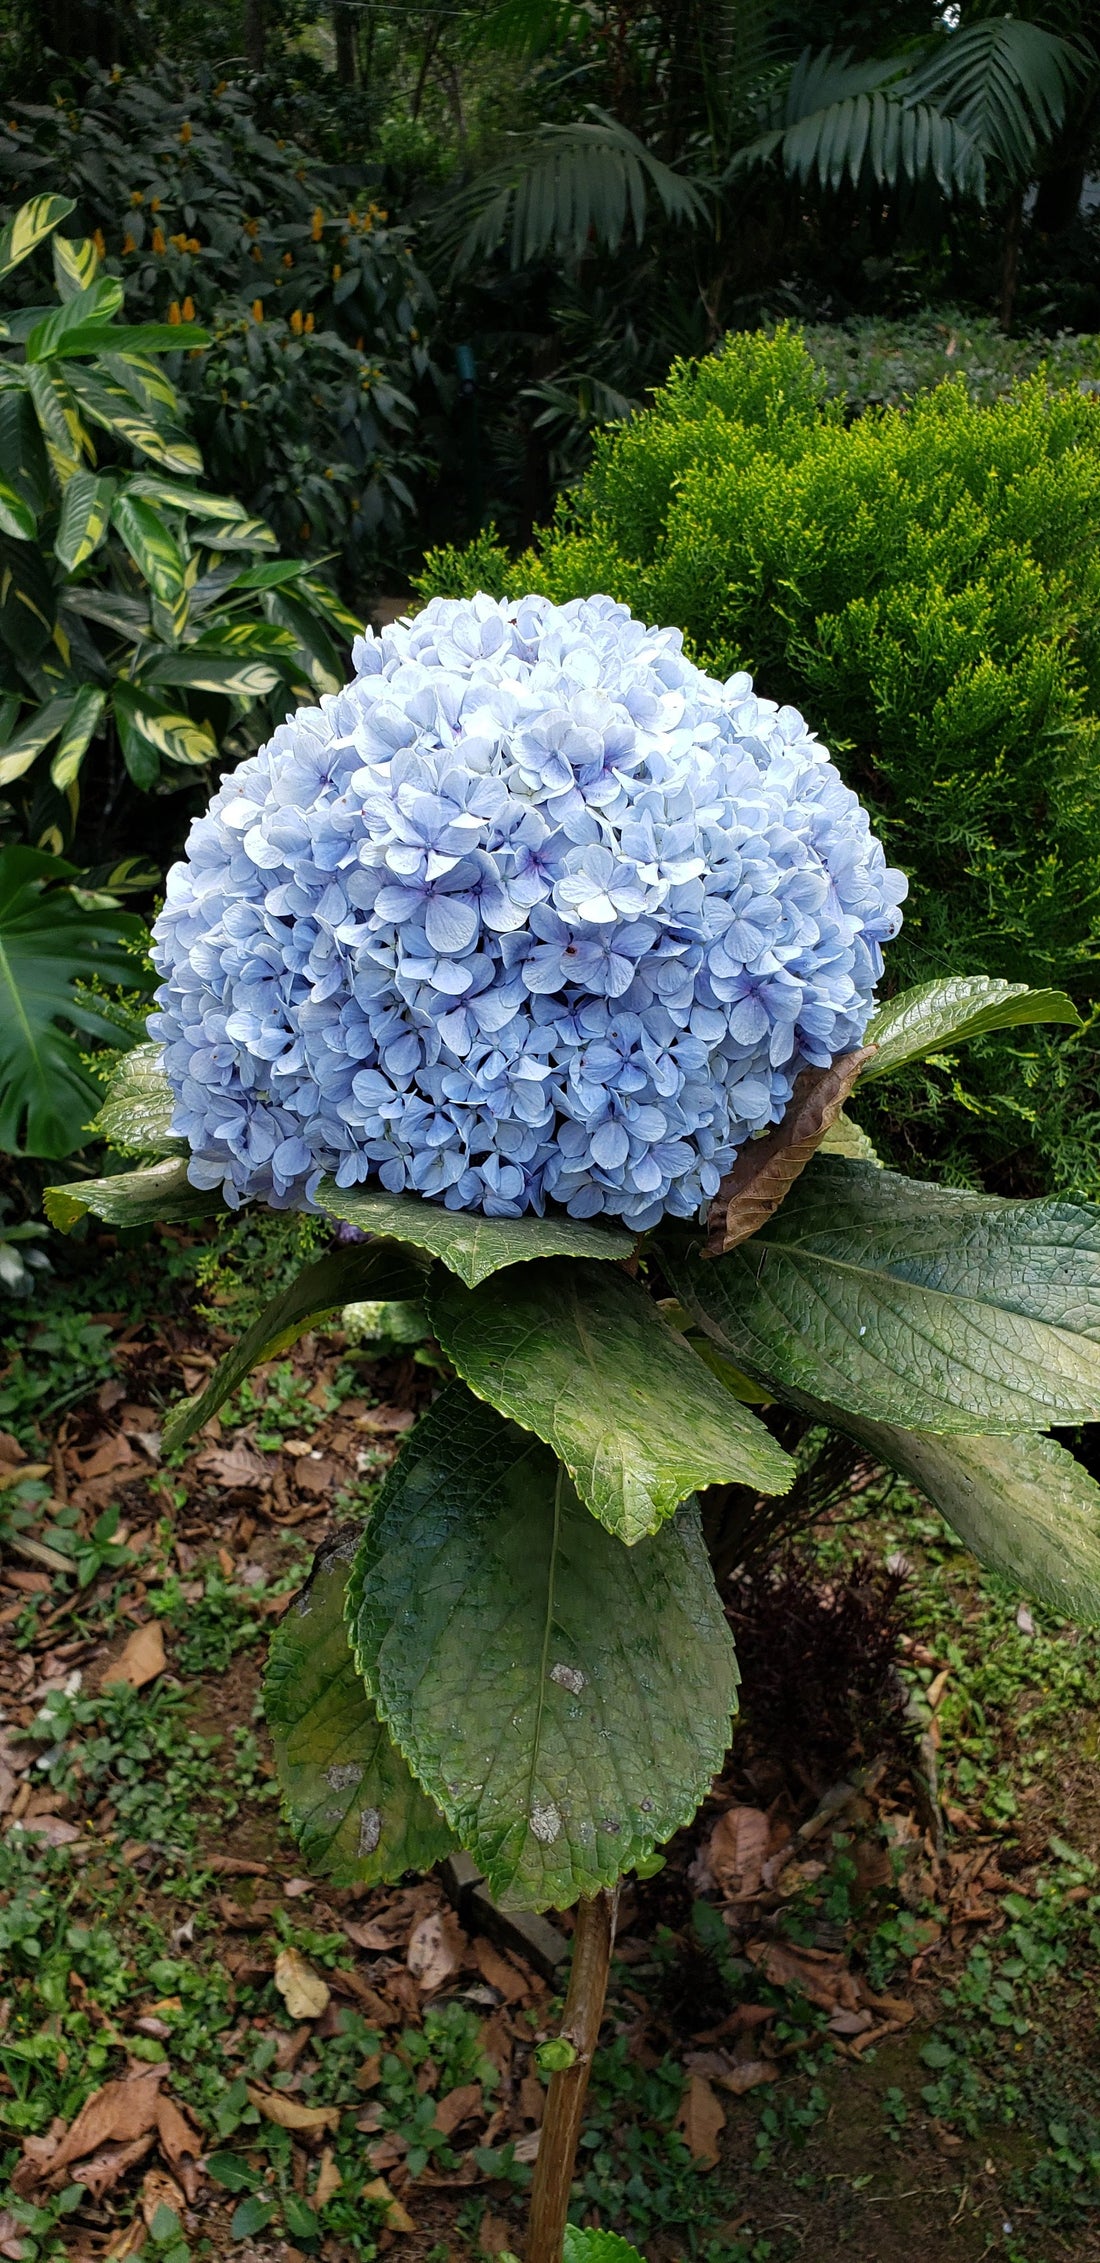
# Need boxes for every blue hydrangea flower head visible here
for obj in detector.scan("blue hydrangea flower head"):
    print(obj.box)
[150,592,906,1229]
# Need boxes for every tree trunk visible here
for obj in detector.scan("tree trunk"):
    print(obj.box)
[999,185,1025,333]
[333,1,357,85]
[526,1890,617,2263]
[244,0,266,71]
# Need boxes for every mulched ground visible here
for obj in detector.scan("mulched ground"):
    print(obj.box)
[3,1227,1100,2262]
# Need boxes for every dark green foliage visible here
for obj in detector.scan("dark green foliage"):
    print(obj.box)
[0,64,436,590]
[418,326,1100,1197]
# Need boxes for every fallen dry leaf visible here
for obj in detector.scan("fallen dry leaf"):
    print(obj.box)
[314,2148,343,2209]
[433,2082,483,2137]
[274,1944,330,2021]
[715,2060,778,2097]
[196,1443,269,1489]
[13,2068,165,2193]
[246,2085,339,2134]
[745,1938,857,2013]
[477,2211,515,2256]
[155,2093,202,2201]
[692,1805,770,1901]
[676,2073,725,2168]
[102,2217,148,2260]
[294,1456,338,1496]
[59,2133,157,2202]
[102,1620,166,1691]
[472,1937,528,2003]
[77,1434,135,1479]
[407,1909,465,1993]
[363,2175,416,2232]
[706,1048,875,1253]
[141,2166,186,2226]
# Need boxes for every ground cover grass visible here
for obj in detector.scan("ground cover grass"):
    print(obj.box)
[2,1225,1100,2262]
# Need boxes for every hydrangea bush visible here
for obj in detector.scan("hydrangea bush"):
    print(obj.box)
[149,593,906,1226]
[49,593,1100,2263]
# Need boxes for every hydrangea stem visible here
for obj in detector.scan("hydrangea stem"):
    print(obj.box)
[526,1886,619,2263]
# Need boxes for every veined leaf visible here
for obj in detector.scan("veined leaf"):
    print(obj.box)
[0,846,147,1158]
[818,1109,882,1164]
[113,684,216,785]
[0,477,35,540]
[111,493,186,602]
[25,279,125,363]
[862,975,1081,1082]
[45,1155,227,1231]
[317,1178,635,1287]
[662,1156,1100,1434]
[266,1527,456,1886]
[25,364,88,478]
[0,194,75,282]
[50,684,107,791]
[55,471,115,571]
[428,1257,794,1541]
[161,1241,428,1453]
[44,321,210,360]
[101,350,181,415]
[349,1386,738,1908]
[52,234,101,301]
[65,368,202,475]
[90,1040,180,1154]
[140,651,280,696]
[200,514,278,550]
[0,692,78,787]
[127,476,255,524]
[228,559,311,590]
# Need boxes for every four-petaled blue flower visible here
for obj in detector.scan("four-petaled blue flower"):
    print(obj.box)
[150,592,906,1227]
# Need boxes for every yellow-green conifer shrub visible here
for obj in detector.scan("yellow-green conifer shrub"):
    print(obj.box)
[418,328,1100,1198]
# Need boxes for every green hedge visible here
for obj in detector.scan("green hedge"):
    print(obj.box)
[417,327,1100,1198]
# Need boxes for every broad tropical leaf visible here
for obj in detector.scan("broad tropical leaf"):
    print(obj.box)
[50,684,107,791]
[428,1257,794,1541]
[443,107,706,271]
[45,1155,226,1231]
[111,493,186,602]
[65,366,202,475]
[317,1178,634,1288]
[141,650,281,697]
[113,684,216,785]
[0,692,78,788]
[862,975,1081,1083]
[52,234,101,300]
[0,195,75,283]
[55,470,115,571]
[349,1386,738,1908]
[907,17,1090,181]
[0,478,35,540]
[25,279,125,362]
[663,1156,1100,1433]
[90,1041,181,1154]
[736,48,981,196]
[266,1527,456,1886]
[44,322,209,360]
[0,847,148,1157]
[161,1241,429,1452]
[707,1048,874,1253]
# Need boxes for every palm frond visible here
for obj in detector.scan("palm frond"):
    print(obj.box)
[735,46,982,197]
[907,16,1093,180]
[440,110,707,272]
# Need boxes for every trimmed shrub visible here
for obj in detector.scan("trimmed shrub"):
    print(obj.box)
[417,328,1100,1198]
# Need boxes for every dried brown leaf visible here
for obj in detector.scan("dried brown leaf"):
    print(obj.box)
[706,1049,876,1254]
[141,2167,186,2227]
[691,1805,770,1901]
[102,1621,166,1691]
[274,1945,330,2021]
[245,2085,339,2134]
[13,2070,164,2192]
[407,1910,465,1994]
[676,2074,725,2167]
[433,2082,483,2137]
[715,2060,778,2096]
[154,2094,202,2201]
[363,2175,415,2232]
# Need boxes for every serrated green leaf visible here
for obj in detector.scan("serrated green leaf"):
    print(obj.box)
[349,1385,738,1909]
[266,1527,456,1886]
[52,234,101,301]
[44,1156,227,1231]
[428,1257,793,1541]
[862,975,1081,1082]
[661,1156,1100,1434]
[55,471,115,571]
[162,1241,428,1453]
[49,684,106,791]
[818,1108,882,1164]
[563,2231,644,2263]
[316,1180,634,1288]
[0,194,75,282]
[25,280,124,363]
[90,1041,181,1154]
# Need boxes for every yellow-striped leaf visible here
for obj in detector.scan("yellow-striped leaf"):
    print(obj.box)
[25,280,125,364]
[55,471,115,571]
[113,682,216,785]
[50,684,107,790]
[112,492,186,601]
[0,692,78,786]
[52,233,101,301]
[65,368,202,475]
[0,478,35,540]
[0,195,75,282]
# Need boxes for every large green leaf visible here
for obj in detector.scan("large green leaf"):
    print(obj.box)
[0,693,79,788]
[44,1155,226,1231]
[0,390,52,516]
[0,478,35,540]
[444,106,706,270]
[90,1041,182,1155]
[65,367,202,475]
[50,685,107,792]
[266,1527,456,1886]
[161,1241,429,1453]
[861,975,1081,1083]
[127,476,255,525]
[316,1179,634,1288]
[25,279,125,363]
[0,195,75,282]
[52,234,101,301]
[662,1156,1100,1434]
[0,848,148,1159]
[141,650,280,697]
[113,684,216,786]
[428,1257,794,1541]
[55,472,116,572]
[42,322,210,360]
[349,1386,738,1909]
[111,493,186,603]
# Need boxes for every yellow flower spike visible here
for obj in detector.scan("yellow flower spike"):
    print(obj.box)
[150,196,161,213]
[152,226,166,254]
[332,263,342,281]
[187,237,201,254]
[311,207,324,241]
[282,250,293,268]
[130,188,143,206]
[121,232,136,255]
[180,120,191,143]
[167,300,181,324]
[251,298,264,323]
[290,307,303,334]
[182,295,195,321]
[92,228,106,259]
[304,311,314,333]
